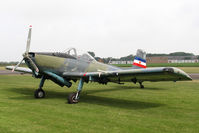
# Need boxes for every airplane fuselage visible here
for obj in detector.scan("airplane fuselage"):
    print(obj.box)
[31,52,119,75]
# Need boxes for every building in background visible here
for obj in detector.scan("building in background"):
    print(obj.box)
[110,61,134,64]
[168,56,198,63]
[146,57,168,63]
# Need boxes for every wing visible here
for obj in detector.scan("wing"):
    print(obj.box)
[6,66,32,74]
[63,67,191,82]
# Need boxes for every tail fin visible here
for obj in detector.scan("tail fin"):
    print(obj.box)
[133,49,147,69]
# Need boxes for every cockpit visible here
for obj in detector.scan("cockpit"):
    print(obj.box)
[63,48,96,62]
[63,48,78,58]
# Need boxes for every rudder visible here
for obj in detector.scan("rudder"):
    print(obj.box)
[133,49,147,69]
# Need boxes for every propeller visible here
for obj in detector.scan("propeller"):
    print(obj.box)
[12,59,23,72]
[12,25,39,73]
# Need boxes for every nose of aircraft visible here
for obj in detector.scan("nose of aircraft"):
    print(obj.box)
[182,73,192,80]
[173,67,192,81]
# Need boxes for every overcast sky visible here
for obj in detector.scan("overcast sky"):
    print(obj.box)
[0,0,199,61]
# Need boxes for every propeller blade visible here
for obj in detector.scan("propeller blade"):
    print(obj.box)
[26,56,39,73]
[25,25,32,54]
[12,59,24,72]
[16,25,39,73]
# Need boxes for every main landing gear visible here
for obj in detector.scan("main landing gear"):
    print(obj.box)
[139,82,144,89]
[34,76,46,98]
[131,79,144,89]
[34,76,84,104]
[68,78,84,104]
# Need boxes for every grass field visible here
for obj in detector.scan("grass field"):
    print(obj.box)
[0,75,199,133]
[0,67,5,70]
[178,67,199,73]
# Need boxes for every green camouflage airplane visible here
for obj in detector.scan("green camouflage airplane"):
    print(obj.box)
[6,26,192,104]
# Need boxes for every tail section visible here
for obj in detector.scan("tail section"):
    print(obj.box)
[133,49,147,69]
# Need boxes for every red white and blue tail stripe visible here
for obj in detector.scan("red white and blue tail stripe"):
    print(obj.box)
[133,56,146,68]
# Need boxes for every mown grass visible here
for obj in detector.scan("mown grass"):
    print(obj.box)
[0,75,199,133]
[0,67,5,70]
[114,63,199,67]
[178,67,199,73]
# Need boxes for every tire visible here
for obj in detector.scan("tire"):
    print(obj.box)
[68,92,78,104]
[141,85,144,88]
[34,89,45,98]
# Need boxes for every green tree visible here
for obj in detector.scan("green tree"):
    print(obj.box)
[120,54,134,61]
[147,53,168,57]
[88,51,95,57]
[169,52,194,56]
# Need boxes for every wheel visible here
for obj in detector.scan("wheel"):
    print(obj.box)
[34,89,45,98]
[140,85,144,88]
[68,92,78,104]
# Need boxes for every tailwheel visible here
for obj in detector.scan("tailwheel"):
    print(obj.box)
[34,89,45,98]
[68,92,78,104]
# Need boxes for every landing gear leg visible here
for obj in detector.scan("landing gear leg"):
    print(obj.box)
[34,76,46,98]
[139,82,144,89]
[68,78,84,104]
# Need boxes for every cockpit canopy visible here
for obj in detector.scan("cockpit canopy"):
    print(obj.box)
[63,48,77,58]
[63,48,96,62]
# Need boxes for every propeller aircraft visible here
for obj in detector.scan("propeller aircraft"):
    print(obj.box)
[6,26,192,104]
